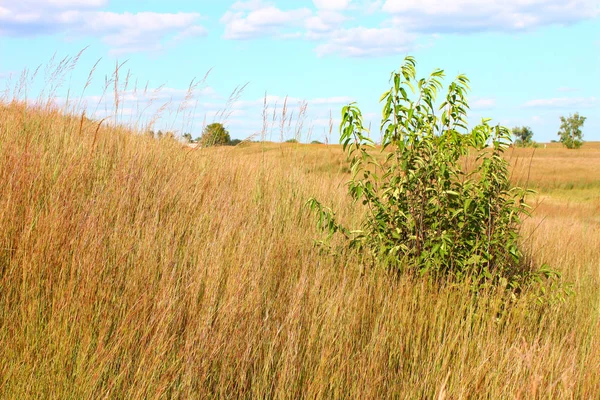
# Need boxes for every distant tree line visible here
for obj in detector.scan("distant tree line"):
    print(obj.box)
[148,123,242,147]
[511,112,586,149]
[147,113,588,150]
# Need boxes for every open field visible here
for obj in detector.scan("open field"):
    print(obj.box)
[0,101,599,398]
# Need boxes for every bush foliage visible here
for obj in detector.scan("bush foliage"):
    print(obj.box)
[558,113,586,149]
[199,123,231,147]
[512,126,536,147]
[308,57,534,284]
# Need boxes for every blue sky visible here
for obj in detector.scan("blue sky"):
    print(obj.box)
[1,0,598,142]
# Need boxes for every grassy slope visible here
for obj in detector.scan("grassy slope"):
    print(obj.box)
[1,102,599,398]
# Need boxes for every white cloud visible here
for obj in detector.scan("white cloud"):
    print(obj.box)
[523,97,598,108]
[0,2,207,54]
[316,25,416,57]
[52,84,218,118]
[196,93,356,140]
[311,96,355,104]
[230,0,266,11]
[305,11,348,35]
[94,106,136,117]
[46,0,107,8]
[211,94,354,112]
[363,0,384,13]
[471,97,496,110]
[220,1,420,57]
[221,1,351,43]
[313,0,352,11]
[383,0,600,33]
[201,109,248,119]
[221,0,599,58]
[221,3,312,40]
[557,86,580,93]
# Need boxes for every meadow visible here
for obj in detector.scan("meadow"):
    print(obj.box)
[0,98,599,398]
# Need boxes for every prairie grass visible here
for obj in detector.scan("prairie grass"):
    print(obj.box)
[0,98,599,399]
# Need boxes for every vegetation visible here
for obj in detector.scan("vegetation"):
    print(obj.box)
[147,129,178,141]
[309,58,535,285]
[558,112,586,149]
[512,126,536,147]
[1,63,599,398]
[182,132,193,143]
[198,122,231,147]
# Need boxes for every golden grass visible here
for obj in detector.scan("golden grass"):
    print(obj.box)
[1,101,599,398]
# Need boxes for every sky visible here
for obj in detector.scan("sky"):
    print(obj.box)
[0,0,599,143]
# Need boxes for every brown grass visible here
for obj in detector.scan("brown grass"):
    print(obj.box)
[0,99,599,398]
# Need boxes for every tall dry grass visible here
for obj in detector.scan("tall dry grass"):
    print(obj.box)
[1,96,599,397]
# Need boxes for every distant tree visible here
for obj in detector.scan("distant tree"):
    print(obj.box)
[285,138,298,143]
[182,133,193,143]
[310,140,323,144]
[512,126,534,147]
[199,123,231,147]
[228,139,242,146]
[558,113,586,149]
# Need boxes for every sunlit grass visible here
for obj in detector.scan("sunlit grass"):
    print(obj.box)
[0,98,599,398]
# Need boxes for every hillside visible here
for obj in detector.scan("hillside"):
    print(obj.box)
[0,102,599,398]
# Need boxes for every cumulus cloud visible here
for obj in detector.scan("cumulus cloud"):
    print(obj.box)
[221,2,312,40]
[0,1,207,54]
[221,0,349,41]
[220,1,415,56]
[313,0,351,11]
[305,11,348,36]
[220,0,599,58]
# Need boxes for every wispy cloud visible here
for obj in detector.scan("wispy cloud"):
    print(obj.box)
[383,0,600,33]
[315,25,416,57]
[557,86,580,93]
[523,96,598,108]
[470,97,496,110]
[203,94,355,110]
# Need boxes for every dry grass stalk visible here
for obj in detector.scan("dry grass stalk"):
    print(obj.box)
[0,61,599,398]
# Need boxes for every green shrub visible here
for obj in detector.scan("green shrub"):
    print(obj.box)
[307,57,535,285]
